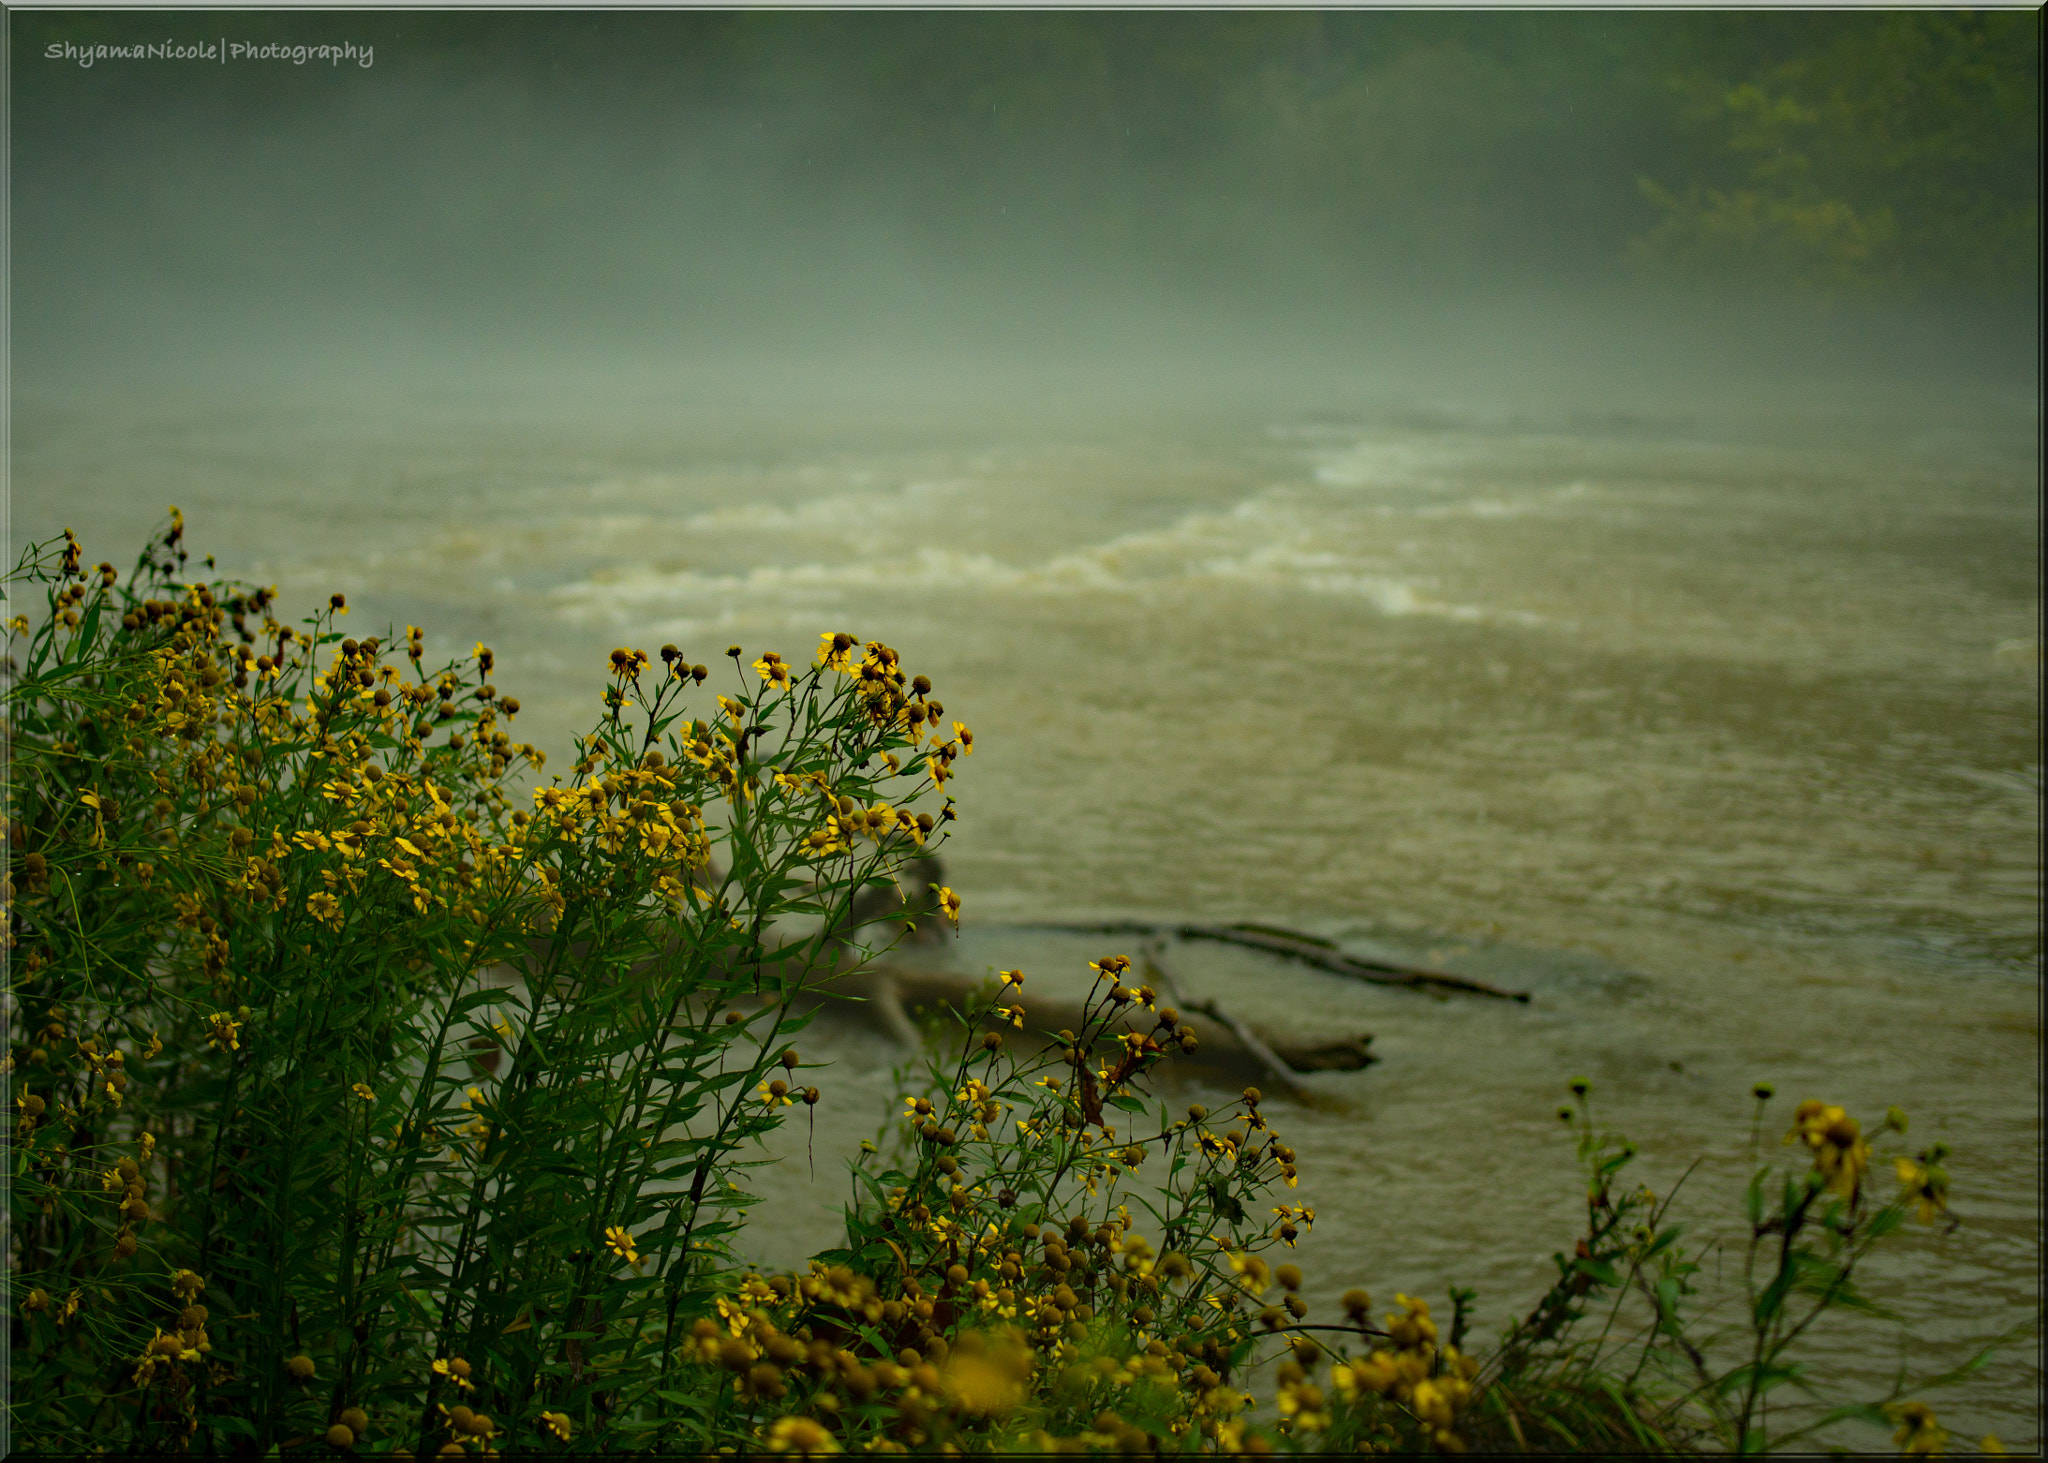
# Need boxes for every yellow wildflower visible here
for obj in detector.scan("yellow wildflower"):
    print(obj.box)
[604,1225,639,1264]
[815,632,856,673]
[764,1415,840,1454]
[1276,1377,1329,1432]
[1227,1253,1271,1294]
[1889,1402,1947,1457]
[1895,1155,1951,1224]
[1785,1100,1870,1196]
[1386,1293,1438,1350]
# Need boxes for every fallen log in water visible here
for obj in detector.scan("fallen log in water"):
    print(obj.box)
[798,962,1374,1088]
[1024,919,1533,1003]
[1138,945,1311,1100]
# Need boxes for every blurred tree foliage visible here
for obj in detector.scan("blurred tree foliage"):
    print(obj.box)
[1632,12,2039,293]
[14,9,2037,299]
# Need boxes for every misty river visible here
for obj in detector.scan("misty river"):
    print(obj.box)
[11,10,2041,1451]
[15,376,2038,1446]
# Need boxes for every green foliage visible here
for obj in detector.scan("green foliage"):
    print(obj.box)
[1632,13,2038,293]
[4,517,961,1453]
[1458,1092,2002,1456]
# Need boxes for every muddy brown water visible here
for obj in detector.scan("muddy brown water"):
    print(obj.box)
[15,390,2038,1447]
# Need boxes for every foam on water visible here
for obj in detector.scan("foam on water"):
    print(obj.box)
[543,476,1543,628]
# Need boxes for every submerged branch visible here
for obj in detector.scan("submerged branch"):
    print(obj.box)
[1025,919,1533,1002]
[1141,944,1310,1101]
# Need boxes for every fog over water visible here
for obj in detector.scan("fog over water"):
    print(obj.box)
[11,12,2040,1448]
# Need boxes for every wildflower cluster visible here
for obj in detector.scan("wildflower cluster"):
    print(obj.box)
[2,519,963,1455]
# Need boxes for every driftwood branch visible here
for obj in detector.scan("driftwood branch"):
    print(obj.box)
[803,963,1372,1083]
[1141,945,1310,1101]
[1026,920,1532,1003]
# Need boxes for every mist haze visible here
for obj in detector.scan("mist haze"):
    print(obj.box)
[9,11,2042,1448]
[13,11,2039,420]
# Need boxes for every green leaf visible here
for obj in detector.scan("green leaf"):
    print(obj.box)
[1754,1268,1794,1327]
[1575,1259,1622,1288]
[1205,1177,1245,1224]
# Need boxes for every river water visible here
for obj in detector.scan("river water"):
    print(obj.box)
[14,384,2039,1446]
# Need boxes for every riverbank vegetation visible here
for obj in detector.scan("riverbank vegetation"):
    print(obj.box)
[4,519,2014,1454]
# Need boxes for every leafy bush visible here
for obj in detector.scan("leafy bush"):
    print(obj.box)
[4,519,2010,1455]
